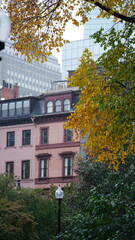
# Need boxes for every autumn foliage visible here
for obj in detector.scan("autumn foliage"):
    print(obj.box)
[1,0,135,61]
[65,22,135,169]
[1,0,135,168]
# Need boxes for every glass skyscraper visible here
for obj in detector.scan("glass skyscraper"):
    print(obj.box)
[62,7,122,80]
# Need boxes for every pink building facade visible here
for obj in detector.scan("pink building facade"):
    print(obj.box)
[0,87,81,189]
[0,123,36,188]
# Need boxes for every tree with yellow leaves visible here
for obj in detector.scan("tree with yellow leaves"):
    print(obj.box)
[2,0,135,168]
[1,0,135,61]
[65,20,135,169]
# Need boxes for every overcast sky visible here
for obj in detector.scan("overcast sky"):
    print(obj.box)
[52,21,83,65]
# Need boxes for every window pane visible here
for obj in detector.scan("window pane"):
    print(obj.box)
[2,103,8,117]
[41,128,48,144]
[22,130,31,145]
[55,100,62,112]
[47,101,53,113]
[22,160,30,179]
[40,159,48,178]
[6,162,14,176]
[23,100,30,115]
[7,132,15,147]
[64,99,70,111]
[24,100,30,107]
[9,102,15,116]
[16,101,22,116]
[64,129,72,142]
[64,157,72,176]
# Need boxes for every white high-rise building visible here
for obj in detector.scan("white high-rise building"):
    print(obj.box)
[62,7,122,80]
[0,41,61,97]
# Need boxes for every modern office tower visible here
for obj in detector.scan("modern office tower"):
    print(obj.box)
[0,41,61,97]
[62,7,122,80]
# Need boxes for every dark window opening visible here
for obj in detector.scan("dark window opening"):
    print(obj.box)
[6,162,14,176]
[22,160,30,179]
[41,128,48,144]
[22,130,31,145]
[7,131,15,147]
[64,129,72,142]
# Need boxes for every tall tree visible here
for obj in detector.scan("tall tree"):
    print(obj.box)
[61,155,135,240]
[1,0,135,61]
[0,174,57,240]
[65,20,135,169]
[0,199,39,240]
[2,0,135,168]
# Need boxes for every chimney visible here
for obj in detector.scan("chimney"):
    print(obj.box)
[13,83,19,98]
[68,70,75,78]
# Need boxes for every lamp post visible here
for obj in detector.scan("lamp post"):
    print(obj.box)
[0,10,11,59]
[17,178,21,189]
[55,186,64,240]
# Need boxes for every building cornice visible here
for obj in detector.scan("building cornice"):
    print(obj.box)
[0,116,32,126]
[36,142,80,150]
[34,112,72,124]
[35,176,78,185]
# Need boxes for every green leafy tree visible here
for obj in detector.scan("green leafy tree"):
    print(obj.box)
[16,187,57,240]
[0,198,38,240]
[0,174,57,240]
[61,156,135,240]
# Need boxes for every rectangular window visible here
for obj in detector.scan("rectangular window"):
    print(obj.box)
[64,157,72,176]
[40,159,48,178]
[9,102,15,117]
[41,128,48,144]
[16,101,22,116]
[22,130,31,145]
[7,131,15,147]
[6,162,14,176]
[64,129,72,142]
[23,100,30,115]
[22,160,30,179]
[2,103,8,117]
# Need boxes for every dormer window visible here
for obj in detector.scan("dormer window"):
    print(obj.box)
[23,100,30,115]
[64,99,70,111]
[9,102,15,117]
[47,101,53,113]
[16,101,22,116]
[55,100,62,112]
[2,103,8,117]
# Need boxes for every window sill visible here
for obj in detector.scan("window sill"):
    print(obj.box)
[4,146,16,149]
[20,145,33,148]
[63,175,73,178]
[21,179,33,183]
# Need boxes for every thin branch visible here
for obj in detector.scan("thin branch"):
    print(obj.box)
[116,81,127,88]
[85,0,135,23]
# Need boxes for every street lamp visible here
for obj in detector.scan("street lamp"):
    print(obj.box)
[0,10,11,59]
[55,186,64,239]
[17,178,21,189]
